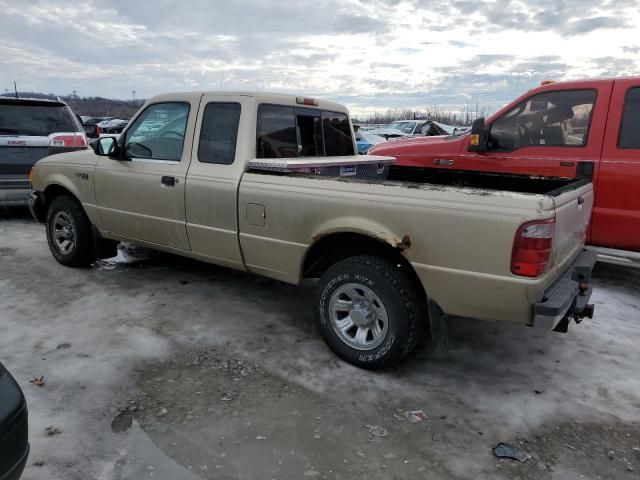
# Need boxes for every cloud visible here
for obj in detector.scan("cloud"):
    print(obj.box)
[0,0,638,116]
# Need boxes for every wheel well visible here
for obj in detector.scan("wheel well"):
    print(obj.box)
[303,232,424,293]
[43,184,77,208]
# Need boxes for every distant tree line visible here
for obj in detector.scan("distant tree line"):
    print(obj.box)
[1,91,145,119]
[353,105,493,126]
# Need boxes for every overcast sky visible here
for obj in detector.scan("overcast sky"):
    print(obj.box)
[0,0,638,116]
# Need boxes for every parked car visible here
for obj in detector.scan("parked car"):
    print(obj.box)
[0,96,89,207]
[368,120,468,139]
[369,77,640,262]
[80,116,104,139]
[29,92,596,369]
[354,128,385,154]
[98,118,128,134]
[0,362,29,480]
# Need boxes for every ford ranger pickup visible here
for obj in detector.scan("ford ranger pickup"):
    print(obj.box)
[28,92,597,369]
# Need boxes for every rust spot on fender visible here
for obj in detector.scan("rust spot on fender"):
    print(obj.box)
[396,235,411,250]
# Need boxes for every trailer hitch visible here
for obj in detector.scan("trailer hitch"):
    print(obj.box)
[573,303,594,324]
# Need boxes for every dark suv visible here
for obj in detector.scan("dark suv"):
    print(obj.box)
[0,97,88,207]
[0,362,29,480]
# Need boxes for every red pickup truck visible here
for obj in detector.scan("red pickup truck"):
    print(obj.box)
[370,77,640,260]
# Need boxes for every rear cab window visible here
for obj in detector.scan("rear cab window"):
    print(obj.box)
[618,87,640,149]
[257,104,354,158]
[0,100,79,136]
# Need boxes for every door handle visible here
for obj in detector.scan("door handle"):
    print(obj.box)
[161,176,176,186]
[433,158,454,166]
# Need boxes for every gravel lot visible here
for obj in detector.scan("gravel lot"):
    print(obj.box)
[1,209,639,480]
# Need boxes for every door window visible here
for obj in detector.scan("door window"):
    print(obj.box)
[489,89,596,151]
[125,102,190,161]
[618,87,640,149]
[198,102,241,164]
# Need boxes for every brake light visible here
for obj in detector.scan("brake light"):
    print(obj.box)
[96,126,102,136]
[49,132,89,149]
[296,96,318,106]
[511,218,555,278]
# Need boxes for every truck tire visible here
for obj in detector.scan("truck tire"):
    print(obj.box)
[45,195,95,267]
[315,255,423,370]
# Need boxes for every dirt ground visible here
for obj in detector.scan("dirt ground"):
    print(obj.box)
[1,209,639,480]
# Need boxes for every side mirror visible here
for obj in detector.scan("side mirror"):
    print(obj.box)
[95,136,118,157]
[467,117,488,152]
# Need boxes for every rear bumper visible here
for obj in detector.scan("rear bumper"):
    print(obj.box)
[0,188,29,207]
[532,249,598,330]
[0,174,29,207]
[0,364,29,480]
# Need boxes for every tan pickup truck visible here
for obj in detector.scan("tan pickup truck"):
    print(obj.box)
[28,92,597,369]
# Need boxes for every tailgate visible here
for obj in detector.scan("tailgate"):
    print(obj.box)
[0,136,51,175]
[548,180,594,271]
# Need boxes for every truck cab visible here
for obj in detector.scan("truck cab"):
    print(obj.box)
[370,77,640,256]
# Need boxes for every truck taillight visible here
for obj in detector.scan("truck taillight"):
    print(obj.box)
[511,219,555,278]
[49,132,89,149]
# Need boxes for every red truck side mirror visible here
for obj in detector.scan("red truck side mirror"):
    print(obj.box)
[468,117,488,152]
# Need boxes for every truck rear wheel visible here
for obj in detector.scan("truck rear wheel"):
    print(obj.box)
[45,195,95,267]
[315,255,422,369]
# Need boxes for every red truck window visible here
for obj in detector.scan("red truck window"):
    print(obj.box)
[489,89,596,151]
[618,87,640,149]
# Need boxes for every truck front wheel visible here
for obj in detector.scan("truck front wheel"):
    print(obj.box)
[315,255,423,369]
[45,195,95,267]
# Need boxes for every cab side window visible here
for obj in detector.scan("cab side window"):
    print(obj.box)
[125,102,190,161]
[198,102,241,164]
[489,90,596,151]
[618,87,640,149]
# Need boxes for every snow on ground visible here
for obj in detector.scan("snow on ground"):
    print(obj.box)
[1,212,639,479]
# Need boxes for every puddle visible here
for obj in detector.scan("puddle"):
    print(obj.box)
[111,419,201,480]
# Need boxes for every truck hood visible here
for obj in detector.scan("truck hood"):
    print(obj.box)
[36,148,100,168]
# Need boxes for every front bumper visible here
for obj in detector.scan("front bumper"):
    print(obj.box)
[27,190,46,223]
[0,364,29,480]
[533,249,598,330]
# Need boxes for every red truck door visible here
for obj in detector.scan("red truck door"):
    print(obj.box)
[457,81,613,178]
[590,79,640,251]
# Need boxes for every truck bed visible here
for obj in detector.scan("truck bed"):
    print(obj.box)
[249,162,588,197]
[386,166,588,196]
